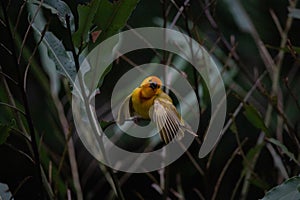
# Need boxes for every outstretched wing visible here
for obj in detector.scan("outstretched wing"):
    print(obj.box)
[117,94,133,124]
[151,97,185,144]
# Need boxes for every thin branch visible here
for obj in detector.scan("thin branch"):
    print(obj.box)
[0,67,18,85]
[169,0,190,29]
[222,70,268,135]
[260,85,300,150]
[197,0,239,61]
[193,188,206,200]
[179,141,204,175]
[5,143,34,163]
[11,176,33,199]
[269,9,284,38]
[211,139,247,200]
[0,102,26,116]
[283,77,300,112]
[24,21,49,91]
[0,42,13,55]
[126,24,162,60]
[0,17,5,26]
[17,0,44,64]
[65,15,84,200]
[13,0,27,38]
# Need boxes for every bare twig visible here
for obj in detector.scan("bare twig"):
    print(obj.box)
[283,77,300,112]
[5,143,34,163]
[11,176,33,199]
[169,0,190,29]
[24,22,49,90]
[222,71,268,135]
[65,15,84,200]
[0,70,18,85]
[269,9,284,38]
[13,0,27,38]
[193,188,206,200]
[125,24,162,60]
[0,102,26,116]
[211,139,247,200]
[17,0,44,64]
[0,42,13,55]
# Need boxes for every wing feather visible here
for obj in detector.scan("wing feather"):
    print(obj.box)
[151,98,185,143]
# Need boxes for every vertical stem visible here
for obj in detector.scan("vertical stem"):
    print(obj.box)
[162,165,170,200]
[65,15,83,200]
[65,15,125,200]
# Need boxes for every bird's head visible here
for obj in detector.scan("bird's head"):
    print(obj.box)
[140,76,162,98]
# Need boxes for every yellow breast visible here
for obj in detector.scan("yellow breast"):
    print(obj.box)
[131,87,156,119]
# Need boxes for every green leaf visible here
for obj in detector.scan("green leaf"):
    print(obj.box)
[32,24,76,84]
[92,0,140,45]
[73,0,140,49]
[262,176,300,200]
[243,103,270,137]
[72,0,100,48]
[0,124,10,145]
[267,138,300,166]
[31,0,75,32]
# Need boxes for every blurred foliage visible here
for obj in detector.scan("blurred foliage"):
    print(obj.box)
[0,0,300,199]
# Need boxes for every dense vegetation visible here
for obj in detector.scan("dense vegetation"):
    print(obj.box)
[0,0,300,199]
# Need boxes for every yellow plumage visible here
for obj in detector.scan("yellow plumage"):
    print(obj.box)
[118,76,191,144]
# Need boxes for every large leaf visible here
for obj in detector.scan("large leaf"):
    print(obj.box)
[243,103,270,137]
[31,0,75,32]
[261,176,300,200]
[92,0,140,45]
[72,0,100,48]
[73,0,140,49]
[32,24,76,84]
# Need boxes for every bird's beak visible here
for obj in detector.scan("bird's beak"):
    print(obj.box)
[149,82,159,90]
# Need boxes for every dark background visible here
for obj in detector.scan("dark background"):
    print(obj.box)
[0,0,300,199]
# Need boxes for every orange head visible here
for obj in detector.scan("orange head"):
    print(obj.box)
[139,76,162,98]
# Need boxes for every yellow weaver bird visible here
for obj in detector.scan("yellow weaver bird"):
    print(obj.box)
[118,76,196,144]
